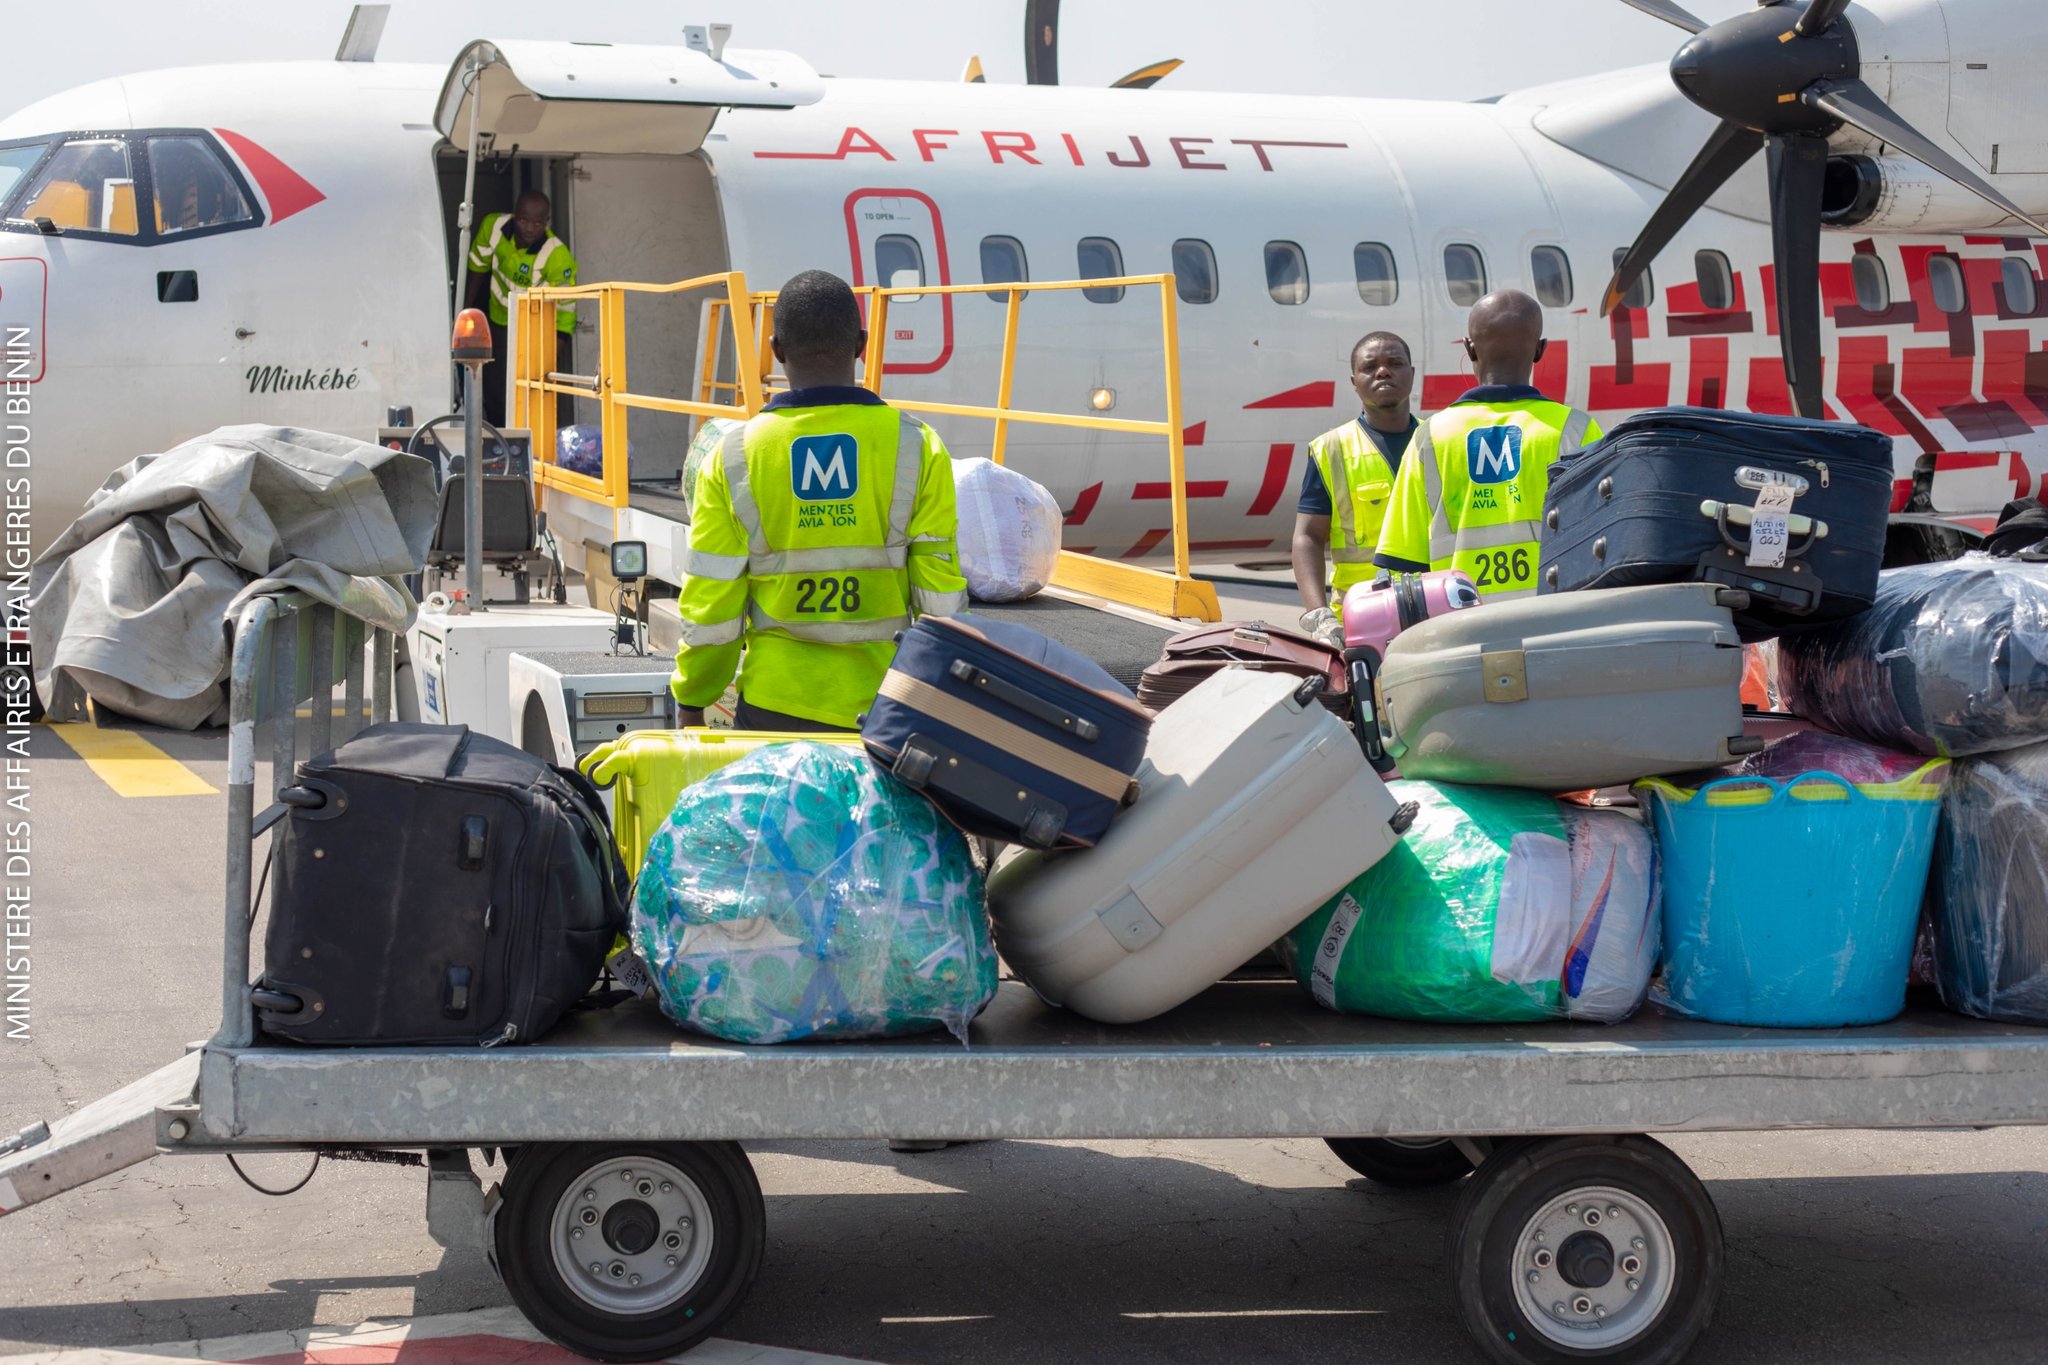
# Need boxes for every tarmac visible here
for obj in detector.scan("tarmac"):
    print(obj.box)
[2,568,2047,1364]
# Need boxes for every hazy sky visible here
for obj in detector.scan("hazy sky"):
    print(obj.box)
[2,0,1756,121]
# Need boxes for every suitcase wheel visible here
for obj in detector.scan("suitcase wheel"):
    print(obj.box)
[893,744,937,787]
[1022,809,1064,848]
[1714,588,1753,612]
[1291,675,1327,708]
[1389,801,1420,836]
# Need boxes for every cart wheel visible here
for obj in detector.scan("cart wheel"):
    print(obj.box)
[1325,1136,1476,1188]
[1446,1135,1722,1364]
[492,1141,765,1363]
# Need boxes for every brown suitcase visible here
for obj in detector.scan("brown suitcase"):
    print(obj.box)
[1136,620,1350,720]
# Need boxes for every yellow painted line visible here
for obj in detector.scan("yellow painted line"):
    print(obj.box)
[47,721,217,798]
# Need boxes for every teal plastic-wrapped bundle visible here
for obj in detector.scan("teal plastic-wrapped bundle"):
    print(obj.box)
[1276,781,1659,1023]
[634,742,997,1043]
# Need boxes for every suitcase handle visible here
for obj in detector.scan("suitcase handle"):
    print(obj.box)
[946,659,1102,742]
[892,734,1072,848]
[1342,649,1395,772]
[1700,499,1828,555]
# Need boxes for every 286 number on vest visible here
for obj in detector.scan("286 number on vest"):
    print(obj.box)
[1467,548,1531,589]
[794,575,863,613]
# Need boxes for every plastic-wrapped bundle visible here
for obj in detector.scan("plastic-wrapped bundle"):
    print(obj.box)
[556,424,604,477]
[1929,741,2048,1024]
[953,457,1063,601]
[1275,781,1659,1023]
[680,417,741,520]
[634,742,997,1043]
[1775,556,2048,756]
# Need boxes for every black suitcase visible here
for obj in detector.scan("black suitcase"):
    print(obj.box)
[256,723,630,1046]
[861,613,1151,848]
[1538,407,1894,639]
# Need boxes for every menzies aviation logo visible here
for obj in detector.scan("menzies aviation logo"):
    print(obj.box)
[1466,425,1523,484]
[792,434,859,501]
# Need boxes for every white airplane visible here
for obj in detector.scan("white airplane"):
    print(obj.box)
[4,0,2048,573]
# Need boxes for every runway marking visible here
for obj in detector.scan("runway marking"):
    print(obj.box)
[0,1307,895,1365]
[46,719,216,798]
[1121,1308,1382,1319]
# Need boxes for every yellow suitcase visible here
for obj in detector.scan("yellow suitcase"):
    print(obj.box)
[581,728,862,877]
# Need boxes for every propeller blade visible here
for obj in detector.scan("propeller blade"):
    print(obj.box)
[1603,120,1765,316]
[1767,132,1830,419]
[1795,0,1853,37]
[1024,0,1060,85]
[1619,0,1709,33]
[1806,78,2048,234]
[1110,58,1183,90]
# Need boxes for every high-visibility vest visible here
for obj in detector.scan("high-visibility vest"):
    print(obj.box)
[465,212,577,332]
[1308,420,1402,605]
[1376,397,1602,599]
[672,399,969,728]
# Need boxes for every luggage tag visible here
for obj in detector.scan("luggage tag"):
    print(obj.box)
[1746,482,1797,570]
[605,937,659,998]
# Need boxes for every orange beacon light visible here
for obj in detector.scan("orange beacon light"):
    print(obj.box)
[451,307,492,364]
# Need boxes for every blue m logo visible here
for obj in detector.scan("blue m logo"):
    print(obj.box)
[1466,425,1523,484]
[791,434,859,500]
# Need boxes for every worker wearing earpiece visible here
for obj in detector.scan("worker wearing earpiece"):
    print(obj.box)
[1374,290,1601,600]
[1293,331,1418,644]
[671,269,968,732]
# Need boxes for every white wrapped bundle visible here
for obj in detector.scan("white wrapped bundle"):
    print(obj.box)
[952,457,1062,602]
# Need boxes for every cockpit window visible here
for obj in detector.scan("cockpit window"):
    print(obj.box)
[148,136,254,235]
[19,139,139,235]
[0,145,48,217]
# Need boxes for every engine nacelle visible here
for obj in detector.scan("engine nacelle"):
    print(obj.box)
[1823,153,2037,234]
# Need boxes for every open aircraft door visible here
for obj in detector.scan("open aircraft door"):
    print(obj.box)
[434,38,823,158]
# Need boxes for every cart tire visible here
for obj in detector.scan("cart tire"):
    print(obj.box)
[1446,1135,1722,1364]
[1325,1136,1476,1188]
[493,1140,765,1363]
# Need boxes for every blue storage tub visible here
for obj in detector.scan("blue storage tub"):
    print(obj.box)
[1638,762,1947,1026]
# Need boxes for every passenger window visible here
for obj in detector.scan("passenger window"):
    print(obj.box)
[1694,250,1735,311]
[18,139,137,235]
[1264,240,1308,305]
[0,144,49,218]
[1530,246,1573,308]
[1852,253,1891,313]
[979,234,1027,303]
[1077,237,1125,303]
[1354,242,1398,306]
[873,233,925,302]
[1172,238,1218,305]
[1610,249,1653,309]
[1443,244,1487,307]
[1929,253,1967,315]
[148,136,254,235]
[2003,255,2039,314]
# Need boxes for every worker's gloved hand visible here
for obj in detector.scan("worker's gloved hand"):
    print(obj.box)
[1299,606,1344,648]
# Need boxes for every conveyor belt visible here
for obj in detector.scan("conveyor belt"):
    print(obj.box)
[962,596,1173,692]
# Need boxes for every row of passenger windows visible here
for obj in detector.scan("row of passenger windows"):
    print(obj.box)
[873,234,2044,317]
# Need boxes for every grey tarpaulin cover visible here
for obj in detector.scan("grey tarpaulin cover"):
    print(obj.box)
[29,426,436,728]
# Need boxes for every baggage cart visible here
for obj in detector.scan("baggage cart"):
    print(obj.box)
[7,593,2048,1365]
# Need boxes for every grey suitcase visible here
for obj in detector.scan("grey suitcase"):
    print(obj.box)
[1368,582,1759,791]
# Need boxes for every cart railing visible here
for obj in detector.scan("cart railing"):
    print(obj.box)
[215,594,399,1050]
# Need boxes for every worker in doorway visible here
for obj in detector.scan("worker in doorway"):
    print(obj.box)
[464,190,577,428]
[1293,331,1418,643]
[671,270,969,732]
[1374,290,1601,600]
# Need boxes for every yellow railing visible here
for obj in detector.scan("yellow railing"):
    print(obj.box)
[696,274,1218,622]
[512,271,764,520]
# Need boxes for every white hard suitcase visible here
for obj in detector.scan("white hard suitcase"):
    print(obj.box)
[985,668,1411,1024]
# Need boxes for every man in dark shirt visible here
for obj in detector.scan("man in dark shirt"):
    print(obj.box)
[1291,332,1418,641]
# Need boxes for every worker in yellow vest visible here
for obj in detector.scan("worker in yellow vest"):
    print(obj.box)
[464,191,578,427]
[672,270,968,732]
[1374,290,1602,599]
[1292,331,1417,641]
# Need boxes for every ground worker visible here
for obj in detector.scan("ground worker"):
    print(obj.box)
[1293,331,1418,642]
[671,269,968,732]
[464,190,577,427]
[1374,290,1601,599]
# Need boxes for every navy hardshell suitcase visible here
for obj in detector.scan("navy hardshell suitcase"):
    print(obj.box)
[861,613,1152,848]
[1538,408,1894,638]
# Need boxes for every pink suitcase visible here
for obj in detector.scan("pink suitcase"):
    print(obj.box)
[1340,570,1481,770]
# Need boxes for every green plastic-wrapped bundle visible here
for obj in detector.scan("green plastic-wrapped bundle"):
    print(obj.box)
[1276,780,1660,1024]
[634,742,997,1043]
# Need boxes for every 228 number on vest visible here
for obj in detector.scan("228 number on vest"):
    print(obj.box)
[1467,548,1532,590]
[794,575,863,613]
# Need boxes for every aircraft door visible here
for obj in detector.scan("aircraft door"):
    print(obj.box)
[0,257,46,385]
[845,189,953,375]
